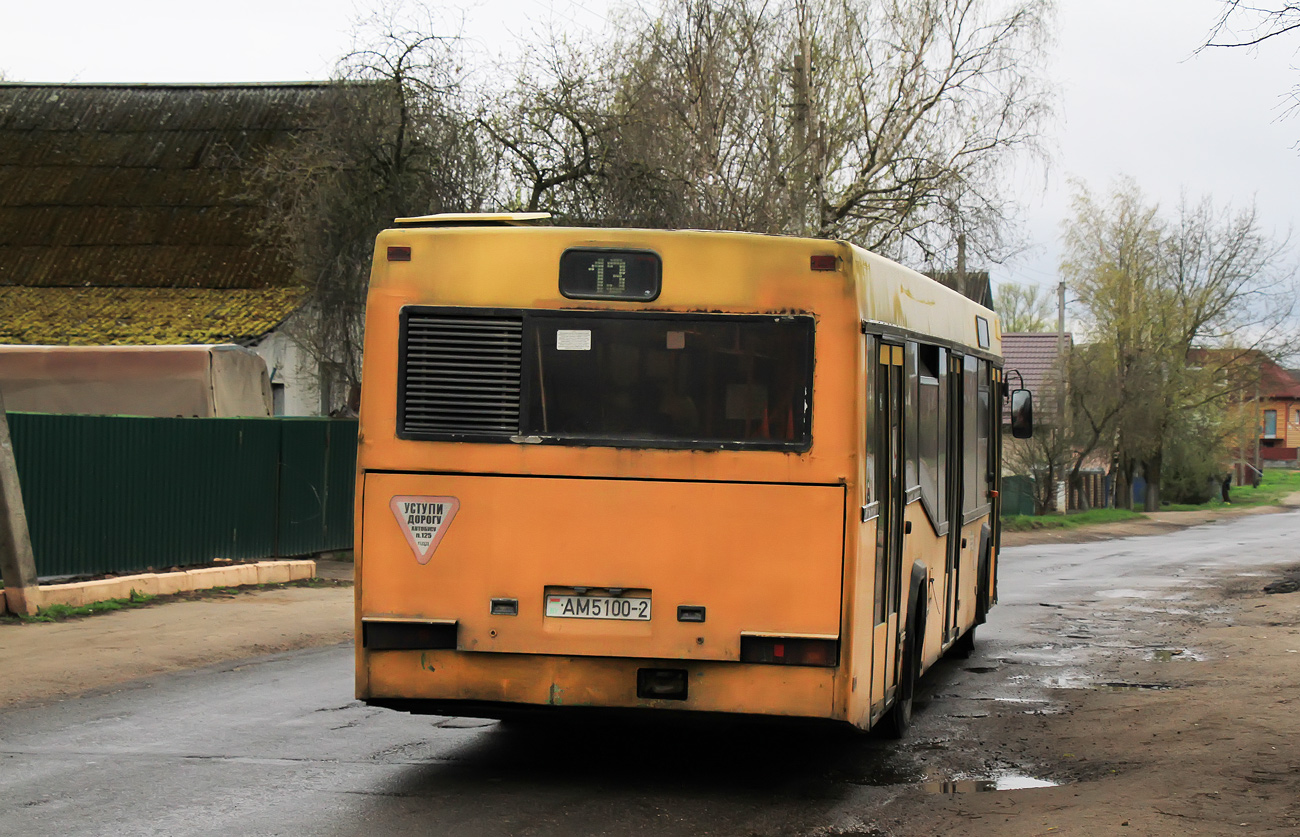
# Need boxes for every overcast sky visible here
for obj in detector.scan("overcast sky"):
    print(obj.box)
[2,0,1296,293]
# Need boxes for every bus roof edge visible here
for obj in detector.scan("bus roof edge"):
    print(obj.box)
[392,212,553,227]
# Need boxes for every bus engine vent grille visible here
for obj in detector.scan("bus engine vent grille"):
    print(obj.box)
[400,312,524,437]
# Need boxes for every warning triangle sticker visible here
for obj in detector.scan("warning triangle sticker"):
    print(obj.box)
[390,495,460,564]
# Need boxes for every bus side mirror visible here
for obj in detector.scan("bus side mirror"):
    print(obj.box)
[1010,389,1033,439]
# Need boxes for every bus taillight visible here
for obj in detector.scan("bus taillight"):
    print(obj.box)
[740,635,839,667]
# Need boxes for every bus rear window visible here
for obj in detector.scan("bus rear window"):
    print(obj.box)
[398,308,813,450]
[524,314,812,449]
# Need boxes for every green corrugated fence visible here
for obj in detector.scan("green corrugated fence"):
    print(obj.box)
[1001,475,1036,516]
[7,413,357,578]
[276,418,358,558]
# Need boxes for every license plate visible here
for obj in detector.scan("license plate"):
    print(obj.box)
[545,595,651,621]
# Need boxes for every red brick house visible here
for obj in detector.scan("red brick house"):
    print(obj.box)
[1191,349,1300,478]
[1256,358,1300,465]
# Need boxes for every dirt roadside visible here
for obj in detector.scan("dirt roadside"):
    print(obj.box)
[0,574,354,709]
[871,563,1300,837]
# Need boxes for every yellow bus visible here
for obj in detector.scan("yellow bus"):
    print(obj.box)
[354,213,1020,734]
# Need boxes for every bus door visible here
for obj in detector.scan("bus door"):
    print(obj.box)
[944,353,965,642]
[873,342,906,704]
[988,366,1003,606]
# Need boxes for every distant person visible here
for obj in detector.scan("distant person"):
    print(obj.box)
[1221,474,1232,504]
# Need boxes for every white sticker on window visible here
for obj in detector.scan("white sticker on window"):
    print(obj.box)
[556,329,592,351]
[390,495,460,564]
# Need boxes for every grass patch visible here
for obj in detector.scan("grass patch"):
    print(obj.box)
[19,588,157,622]
[2,577,350,624]
[1002,507,1145,532]
[192,578,349,596]
[1209,468,1300,508]
[1159,469,1300,511]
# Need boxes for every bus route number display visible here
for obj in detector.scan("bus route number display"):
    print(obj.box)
[559,248,661,301]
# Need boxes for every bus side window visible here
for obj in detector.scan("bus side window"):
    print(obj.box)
[863,334,876,507]
[904,342,919,491]
[918,344,946,526]
[977,359,991,503]
[963,354,980,516]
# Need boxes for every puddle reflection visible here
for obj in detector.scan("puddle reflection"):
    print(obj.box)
[922,774,1060,794]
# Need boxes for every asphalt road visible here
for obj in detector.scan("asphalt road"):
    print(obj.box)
[2,509,1297,837]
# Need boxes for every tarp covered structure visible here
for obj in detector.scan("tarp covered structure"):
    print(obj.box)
[0,344,272,417]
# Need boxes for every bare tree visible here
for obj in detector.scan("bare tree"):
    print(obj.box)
[1204,2,1300,49]
[245,9,491,406]
[1004,396,1071,514]
[803,0,1053,264]
[490,0,1052,264]
[241,0,1053,408]
[1202,2,1300,117]
[477,40,612,218]
[607,0,796,231]
[1063,343,1123,509]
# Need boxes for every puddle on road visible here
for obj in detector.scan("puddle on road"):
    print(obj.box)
[922,775,1060,794]
[1100,589,1192,602]
[1010,672,1178,692]
[1098,682,1176,692]
[1011,670,1095,690]
[845,756,1063,794]
[1128,605,1194,616]
[1150,648,1205,662]
[1000,645,1102,667]
[841,762,928,788]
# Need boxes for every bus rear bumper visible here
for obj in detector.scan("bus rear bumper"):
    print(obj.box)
[361,649,839,723]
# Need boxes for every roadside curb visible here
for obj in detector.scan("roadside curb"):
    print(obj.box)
[0,560,316,615]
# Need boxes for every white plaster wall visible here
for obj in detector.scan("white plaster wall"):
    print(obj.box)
[248,328,321,416]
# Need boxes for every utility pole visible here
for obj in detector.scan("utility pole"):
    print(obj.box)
[1254,376,1262,486]
[791,1,814,236]
[1057,280,1067,511]
[0,390,39,615]
[1057,281,1067,424]
[957,234,968,298]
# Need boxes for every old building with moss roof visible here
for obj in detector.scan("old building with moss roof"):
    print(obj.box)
[0,82,338,413]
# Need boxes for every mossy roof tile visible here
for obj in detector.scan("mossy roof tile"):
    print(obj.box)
[0,287,306,345]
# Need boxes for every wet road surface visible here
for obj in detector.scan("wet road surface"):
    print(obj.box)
[1,508,1296,836]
